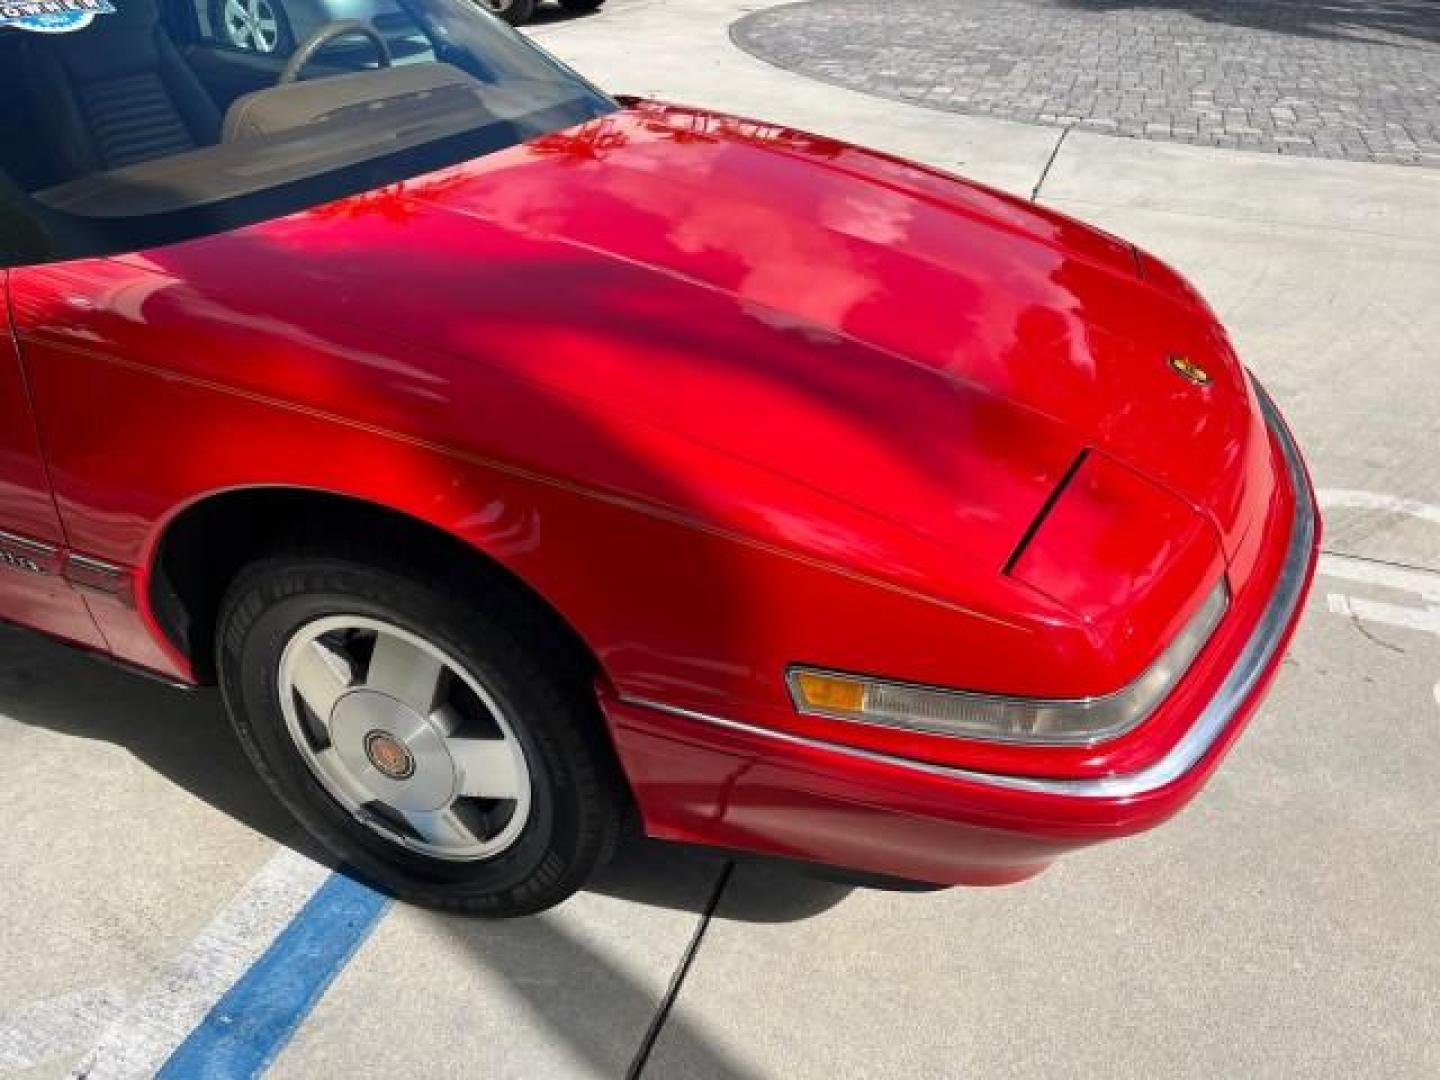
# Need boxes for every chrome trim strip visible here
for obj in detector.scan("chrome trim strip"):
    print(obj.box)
[621,383,1315,800]
[66,554,125,578]
[64,554,130,596]
[0,529,59,559]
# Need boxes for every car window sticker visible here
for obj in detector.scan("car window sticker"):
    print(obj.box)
[0,0,115,34]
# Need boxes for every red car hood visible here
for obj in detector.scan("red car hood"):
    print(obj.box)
[397,103,1267,564]
[125,102,1269,616]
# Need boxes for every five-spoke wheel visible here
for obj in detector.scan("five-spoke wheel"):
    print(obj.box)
[215,0,290,53]
[280,616,532,861]
[218,546,624,916]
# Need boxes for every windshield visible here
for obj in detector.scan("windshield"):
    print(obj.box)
[0,0,616,263]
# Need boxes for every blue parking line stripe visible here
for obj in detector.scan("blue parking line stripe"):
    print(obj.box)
[155,870,392,1080]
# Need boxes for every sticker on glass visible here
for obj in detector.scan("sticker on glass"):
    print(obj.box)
[0,0,116,34]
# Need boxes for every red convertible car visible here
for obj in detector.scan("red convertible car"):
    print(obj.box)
[0,0,1317,915]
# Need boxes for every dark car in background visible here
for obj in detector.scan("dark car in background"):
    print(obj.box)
[477,0,604,26]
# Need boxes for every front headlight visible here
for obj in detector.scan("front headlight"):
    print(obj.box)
[787,579,1229,746]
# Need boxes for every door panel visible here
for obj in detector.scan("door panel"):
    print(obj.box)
[0,273,107,648]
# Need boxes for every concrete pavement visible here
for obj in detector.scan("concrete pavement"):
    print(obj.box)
[4,1,1440,1076]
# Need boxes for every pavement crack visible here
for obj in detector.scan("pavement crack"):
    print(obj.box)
[1320,546,1440,579]
[626,861,735,1080]
[1346,610,1408,655]
[1030,124,1073,202]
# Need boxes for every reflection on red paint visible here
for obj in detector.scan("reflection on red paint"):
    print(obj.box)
[0,99,1316,888]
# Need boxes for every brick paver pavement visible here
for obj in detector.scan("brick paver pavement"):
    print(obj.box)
[731,0,1440,166]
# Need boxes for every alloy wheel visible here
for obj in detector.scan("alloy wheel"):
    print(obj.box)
[222,0,282,53]
[278,615,533,862]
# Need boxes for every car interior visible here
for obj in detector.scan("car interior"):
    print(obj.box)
[0,0,591,221]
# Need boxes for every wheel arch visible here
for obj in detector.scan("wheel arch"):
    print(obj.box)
[146,485,604,690]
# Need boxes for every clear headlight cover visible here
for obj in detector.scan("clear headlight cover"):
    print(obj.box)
[787,579,1229,746]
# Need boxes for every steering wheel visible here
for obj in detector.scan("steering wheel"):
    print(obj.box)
[279,21,392,85]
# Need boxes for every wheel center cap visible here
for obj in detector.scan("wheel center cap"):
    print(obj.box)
[329,690,456,812]
[364,730,415,780]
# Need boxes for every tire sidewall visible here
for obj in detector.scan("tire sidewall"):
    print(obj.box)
[219,557,609,915]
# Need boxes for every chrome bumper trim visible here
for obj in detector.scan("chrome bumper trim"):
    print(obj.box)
[621,382,1315,800]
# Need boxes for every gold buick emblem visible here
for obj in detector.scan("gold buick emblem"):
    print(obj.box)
[364,730,415,780]
[1168,355,1211,386]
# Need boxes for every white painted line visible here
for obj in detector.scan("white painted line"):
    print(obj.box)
[0,987,127,1073]
[1316,488,1440,525]
[66,848,330,1080]
[1314,490,1440,717]
[1327,593,1440,637]
[1318,553,1440,602]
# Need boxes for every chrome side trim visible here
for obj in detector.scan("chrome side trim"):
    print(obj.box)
[620,383,1315,800]
[66,554,124,576]
[64,554,128,595]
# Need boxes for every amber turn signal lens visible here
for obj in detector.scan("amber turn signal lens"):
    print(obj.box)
[792,671,867,713]
[785,578,1228,746]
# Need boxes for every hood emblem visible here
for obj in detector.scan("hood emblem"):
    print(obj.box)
[1168,355,1211,386]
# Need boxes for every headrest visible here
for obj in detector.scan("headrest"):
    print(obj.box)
[88,0,160,32]
[25,0,164,76]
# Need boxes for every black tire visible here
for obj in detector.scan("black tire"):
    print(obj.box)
[480,0,537,26]
[217,549,623,917]
[208,0,295,56]
[558,0,606,11]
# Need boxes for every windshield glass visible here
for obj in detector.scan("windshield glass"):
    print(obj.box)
[0,0,616,263]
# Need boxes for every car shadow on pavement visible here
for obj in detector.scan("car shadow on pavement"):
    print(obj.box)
[589,834,856,922]
[0,622,854,922]
[436,900,768,1079]
[3,621,824,1077]
[0,622,318,854]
